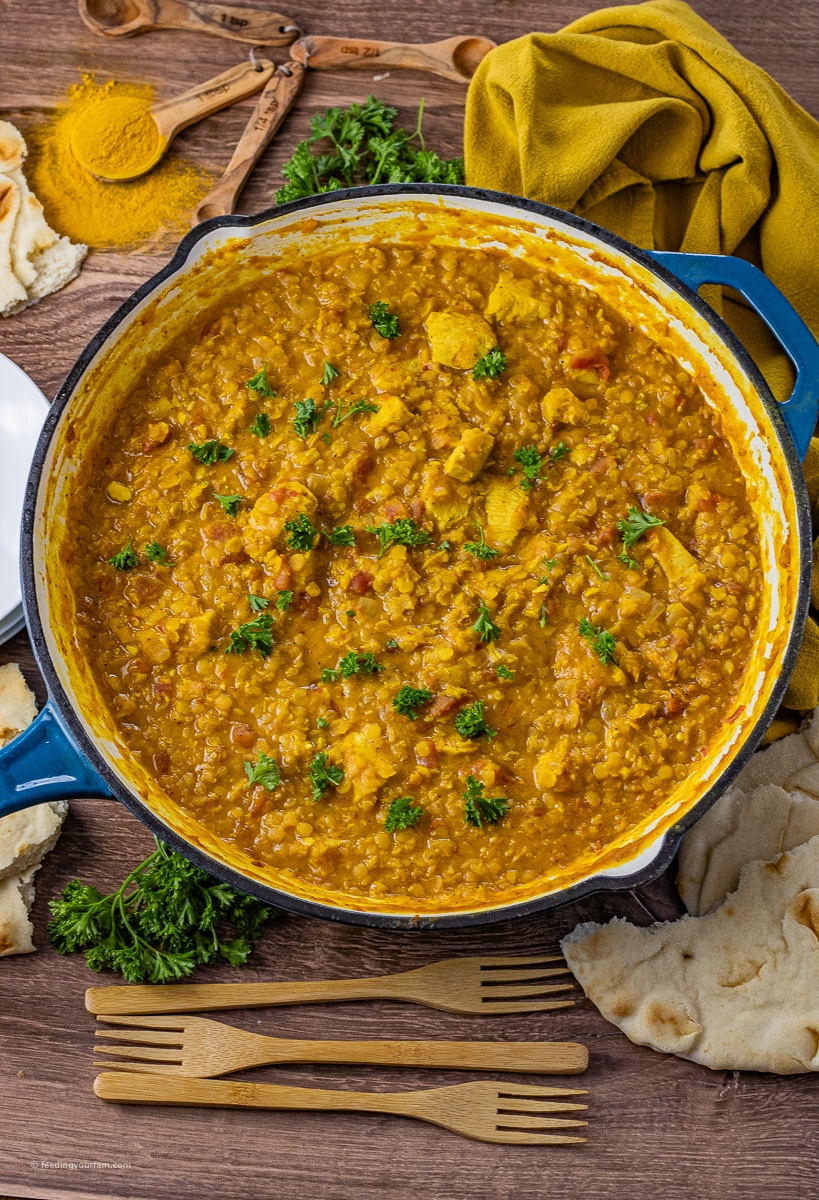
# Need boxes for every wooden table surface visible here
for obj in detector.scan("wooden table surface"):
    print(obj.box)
[2,2,818,1198]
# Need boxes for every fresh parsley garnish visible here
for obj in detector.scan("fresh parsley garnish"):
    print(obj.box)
[619,553,640,569]
[108,540,139,570]
[293,397,327,440]
[393,684,433,720]
[321,362,340,386]
[47,837,272,984]
[309,752,343,801]
[386,638,399,650]
[285,512,319,551]
[248,593,269,612]
[246,364,276,397]
[338,651,384,677]
[473,601,501,643]
[326,524,356,547]
[226,613,274,658]
[539,603,548,628]
[385,795,423,832]
[275,95,464,204]
[586,555,607,581]
[550,442,570,463]
[368,517,432,559]
[334,397,379,426]
[368,301,401,339]
[463,775,509,828]
[212,489,242,517]
[244,751,281,791]
[276,590,294,611]
[543,557,558,572]
[463,523,499,561]
[322,668,339,683]
[316,716,328,729]
[496,664,515,680]
[618,505,664,548]
[455,700,497,741]
[144,540,171,566]
[249,412,270,438]
[514,445,542,492]
[579,616,618,665]
[472,347,507,381]
[188,439,234,465]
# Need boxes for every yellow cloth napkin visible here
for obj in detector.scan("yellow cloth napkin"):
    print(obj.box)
[465,0,819,724]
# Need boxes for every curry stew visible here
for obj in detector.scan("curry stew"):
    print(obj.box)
[66,231,764,913]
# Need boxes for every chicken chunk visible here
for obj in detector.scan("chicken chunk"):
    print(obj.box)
[484,476,530,547]
[420,461,471,531]
[542,387,586,427]
[364,393,411,436]
[243,480,317,561]
[444,427,494,483]
[426,311,495,370]
[485,275,550,323]
[647,526,707,602]
[338,723,396,800]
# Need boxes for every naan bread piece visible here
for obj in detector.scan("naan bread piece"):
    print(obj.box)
[0,172,26,314]
[0,661,37,745]
[677,783,819,915]
[0,866,37,956]
[562,836,819,1073]
[0,802,68,883]
[731,725,817,792]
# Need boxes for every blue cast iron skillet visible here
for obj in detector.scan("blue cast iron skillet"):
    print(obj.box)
[1,184,818,929]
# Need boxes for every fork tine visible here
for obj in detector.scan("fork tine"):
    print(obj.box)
[92,1044,183,1063]
[497,1101,588,1113]
[475,955,565,967]
[477,999,576,1013]
[496,1115,588,1131]
[493,1083,587,1096]
[95,1014,189,1030]
[92,1061,184,1075]
[480,967,572,982]
[488,1132,587,1145]
[480,981,575,998]
[95,1029,185,1046]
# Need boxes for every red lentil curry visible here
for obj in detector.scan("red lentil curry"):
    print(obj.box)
[66,224,764,913]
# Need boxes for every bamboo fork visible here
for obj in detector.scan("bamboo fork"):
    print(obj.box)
[94,1013,588,1079]
[86,954,574,1017]
[94,1073,588,1144]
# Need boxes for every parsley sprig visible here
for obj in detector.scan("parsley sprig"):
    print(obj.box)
[473,347,507,381]
[463,523,499,561]
[385,796,423,832]
[579,616,618,665]
[249,412,270,438]
[368,517,432,559]
[244,751,281,791]
[455,700,497,741]
[309,752,344,801]
[188,440,234,465]
[368,301,401,340]
[226,613,274,658]
[497,663,515,680]
[145,540,171,566]
[321,362,340,386]
[108,540,139,570]
[618,506,664,547]
[473,602,501,643]
[393,684,434,720]
[334,397,379,426]
[246,364,276,397]
[248,593,269,612]
[276,590,294,611]
[47,838,273,984]
[463,775,509,828]
[276,95,464,204]
[326,524,356,547]
[285,513,319,551]
[514,445,542,491]
[293,398,328,440]
[212,489,242,516]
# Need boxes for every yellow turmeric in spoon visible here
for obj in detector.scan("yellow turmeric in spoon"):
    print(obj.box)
[70,95,163,180]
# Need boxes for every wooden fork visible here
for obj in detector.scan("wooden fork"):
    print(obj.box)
[94,1073,589,1144]
[94,1013,588,1079]
[86,955,574,1017]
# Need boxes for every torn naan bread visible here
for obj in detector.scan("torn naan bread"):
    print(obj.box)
[0,866,38,956]
[678,783,819,916]
[562,835,819,1073]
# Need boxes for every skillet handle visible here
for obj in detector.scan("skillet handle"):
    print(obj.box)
[647,251,819,462]
[0,701,113,817]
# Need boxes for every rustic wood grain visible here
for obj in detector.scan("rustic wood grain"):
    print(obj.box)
[2,2,819,1197]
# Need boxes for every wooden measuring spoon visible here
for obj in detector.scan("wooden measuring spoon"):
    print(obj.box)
[290,34,496,84]
[193,62,305,223]
[78,0,299,45]
[70,57,274,182]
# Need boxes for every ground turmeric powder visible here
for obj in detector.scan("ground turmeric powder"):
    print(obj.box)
[70,95,163,180]
[24,75,213,249]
